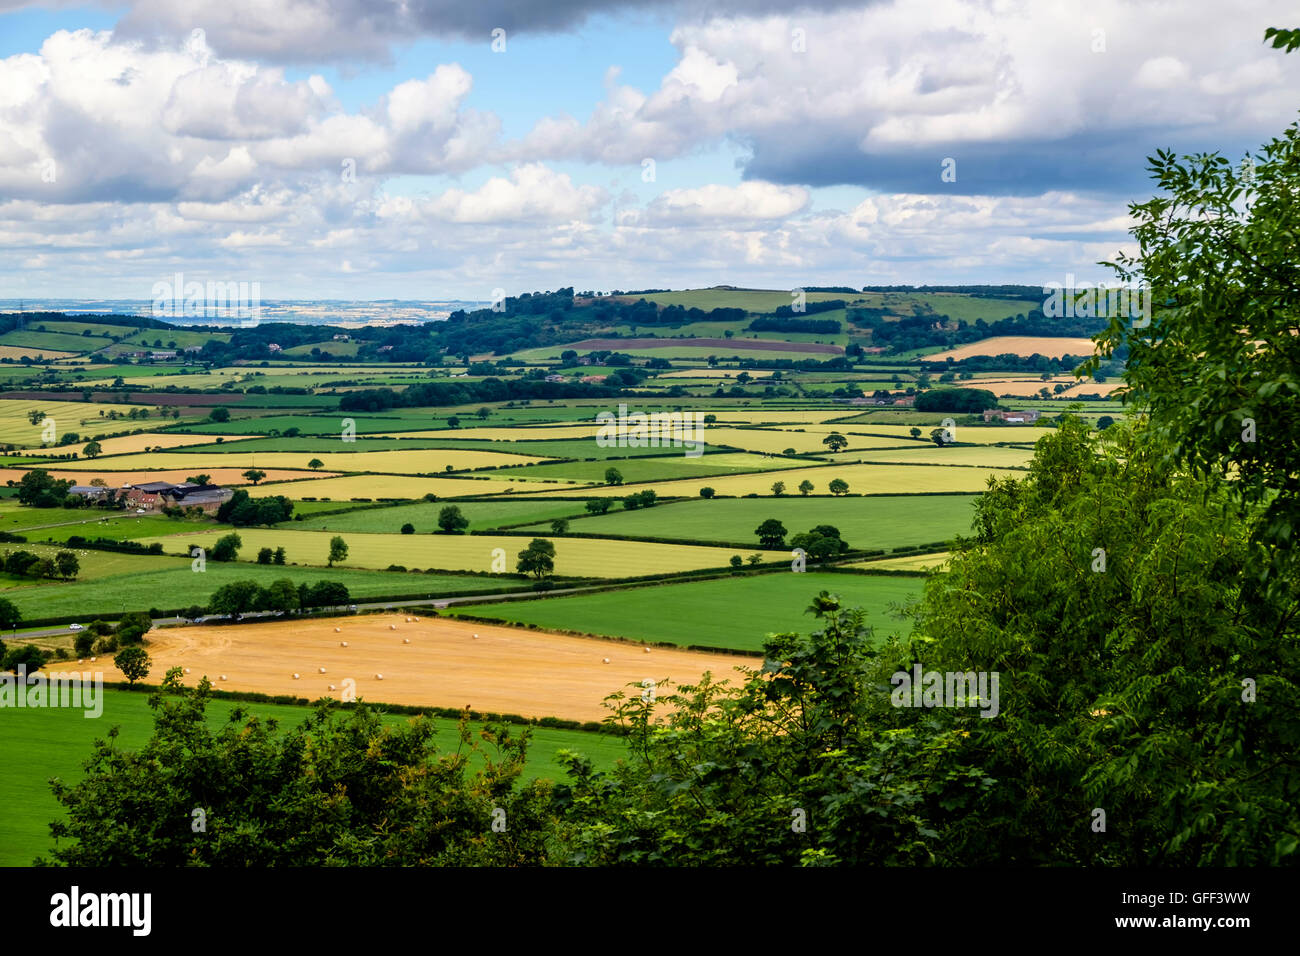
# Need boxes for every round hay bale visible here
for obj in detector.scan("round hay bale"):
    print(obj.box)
[334,627,341,633]
[403,638,410,644]
[644,647,651,653]
[293,673,300,680]
[184,667,191,674]
[340,641,348,647]
[220,675,227,681]
[390,624,396,630]
[328,684,336,691]
[319,667,327,673]
[602,657,610,664]
[413,617,420,622]
[375,673,384,680]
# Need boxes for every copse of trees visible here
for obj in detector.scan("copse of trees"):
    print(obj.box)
[914,388,998,414]
[217,490,294,526]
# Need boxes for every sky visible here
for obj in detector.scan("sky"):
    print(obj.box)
[0,0,1296,301]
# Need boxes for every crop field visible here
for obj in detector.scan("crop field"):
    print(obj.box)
[0,345,77,360]
[923,336,1099,361]
[295,499,604,534]
[251,473,535,500]
[54,447,552,475]
[22,432,248,456]
[797,421,1045,444]
[88,613,744,724]
[522,462,1023,498]
[514,493,977,549]
[451,572,922,651]
[0,329,114,352]
[136,527,742,578]
[0,467,333,487]
[0,398,148,443]
[832,445,1037,468]
[0,685,626,866]
[851,551,951,571]
[0,554,505,621]
[491,452,790,484]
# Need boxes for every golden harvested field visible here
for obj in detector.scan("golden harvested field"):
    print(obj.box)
[0,399,147,444]
[848,551,950,571]
[137,527,740,577]
[89,614,744,723]
[828,445,1036,468]
[0,345,76,360]
[517,462,1023,498]
[252,473,535,500]
[55,447,550,474]
[0,467,332,487]
[20,432,250,455]
[657,369,776,380]
[924,336,1099,361]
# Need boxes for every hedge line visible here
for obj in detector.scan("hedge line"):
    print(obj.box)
[70,680,626,736]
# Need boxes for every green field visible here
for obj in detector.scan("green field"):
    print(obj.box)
[451,571,922,651]
[492,452,787,484]
[294,498,593,533]
[0,329,113,352]
[0,556,506,621]
[513,493,977,549]
[0,687,625,866]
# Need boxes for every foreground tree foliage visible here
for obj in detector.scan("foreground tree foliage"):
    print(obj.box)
[906,417,1299,865]
[41,670,555,866]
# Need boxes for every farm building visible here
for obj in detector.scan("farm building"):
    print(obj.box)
[122,481,232,513]
[983,408,1040,424]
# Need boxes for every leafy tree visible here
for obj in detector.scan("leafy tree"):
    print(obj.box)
[906,415,1300,865]
[0,597,20,634]
[437,505,469,534]
[272,547,286,566]
[604,467,624,486]
[42,673,556,866]
[909,427,922,439]
[186,474,212,486]
[208,580,264,618]
[306,581,350,607]
[307,458,324,470]
[791,525,849,559]
[622,494,641,510]
[828,478,849,496]
[241,469,267,486]
[746,553,763,566]
[82,440,102,459]
[754,518,787,548]
[703,414,717,423]
[73,631,94,657]
[699,487,716,499]
[637,489,657,508]
[550,518,569,534]
[585,498,612,515]
[256,547,274,565]
[822,433,848,453]
[115,611,153,645]
[54,550,79,580]
[17,470,72,508]
[211,533,242,562]
[771,481,786,496]
[477,407,491,420]
[798,480,814,496]
[517,538,556,580]
[1096,415,1115,431]
[27,409,44,426]
[400,523,415,535]
[261,579,300,614]
[3,643,47,673]
[328,536,348,567]
[208,407,230,423]
[930,428,953,447]
[114,645,151,684]
[447,416,461,428]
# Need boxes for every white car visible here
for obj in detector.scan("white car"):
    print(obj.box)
[135,508,146,514]
[69,623,84,631]
[348,604,358,611]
